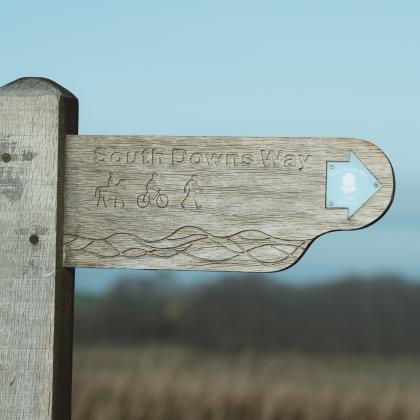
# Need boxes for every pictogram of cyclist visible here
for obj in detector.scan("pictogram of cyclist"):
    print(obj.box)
[137,173,169,208]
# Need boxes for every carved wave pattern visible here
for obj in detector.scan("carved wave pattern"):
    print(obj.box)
[64,226,310,265]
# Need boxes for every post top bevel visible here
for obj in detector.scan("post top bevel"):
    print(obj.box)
[0,77,76,99]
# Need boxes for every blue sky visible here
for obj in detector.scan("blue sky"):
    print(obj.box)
[2,0,419,292]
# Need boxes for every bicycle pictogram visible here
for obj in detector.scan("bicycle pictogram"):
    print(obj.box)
[137,173,169,209]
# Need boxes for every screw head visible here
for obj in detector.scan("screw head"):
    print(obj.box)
[29,234,39,245]
[329,164,335,169]
[1,152,11,163]
[328,201,334,207]
[373,182,379,188]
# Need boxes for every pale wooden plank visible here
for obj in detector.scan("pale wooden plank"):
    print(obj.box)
[0,78,78,419]
[63,136,394,272]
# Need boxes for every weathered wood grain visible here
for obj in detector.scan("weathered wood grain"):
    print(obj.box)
[63,136,394,272]
[0,78,78,419]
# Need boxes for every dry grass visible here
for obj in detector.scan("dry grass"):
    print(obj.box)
[73,345,420,420]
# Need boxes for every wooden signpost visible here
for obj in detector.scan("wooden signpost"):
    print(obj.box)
[64,135,393,272]
[0,78,395,419]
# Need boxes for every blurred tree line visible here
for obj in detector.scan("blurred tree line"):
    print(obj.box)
[74,276,420,354]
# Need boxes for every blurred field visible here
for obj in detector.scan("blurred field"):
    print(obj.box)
[73,345,420,420]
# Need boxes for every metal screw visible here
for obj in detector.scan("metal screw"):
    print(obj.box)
[328,201,334,207]
[1,152,11,163]
[373,182,379,188]
[29,234,39,245]
[329,164,335,169]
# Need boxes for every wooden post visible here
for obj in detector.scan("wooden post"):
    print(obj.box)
[0,76,395,416]
[0,78,78,419]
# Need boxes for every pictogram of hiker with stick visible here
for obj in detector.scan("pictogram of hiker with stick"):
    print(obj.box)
[181,174,202,209]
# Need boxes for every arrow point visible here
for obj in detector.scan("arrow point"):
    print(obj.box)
[327,151,382,219]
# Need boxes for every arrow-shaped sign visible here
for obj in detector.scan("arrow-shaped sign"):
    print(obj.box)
[60,134,394,273]
[326,151,382,218]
